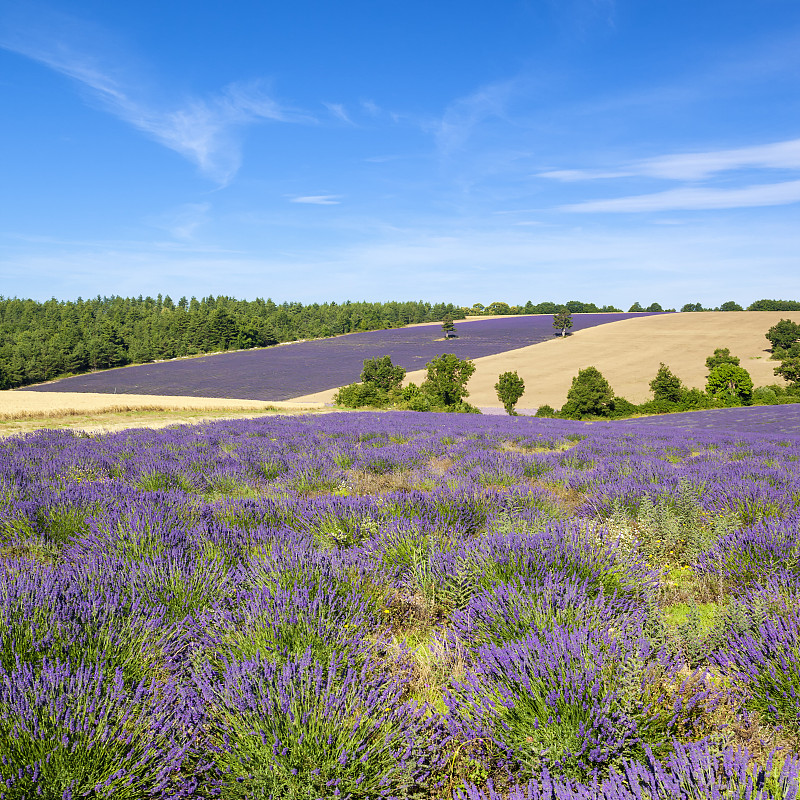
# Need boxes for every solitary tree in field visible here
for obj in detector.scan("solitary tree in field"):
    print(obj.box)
[441,315,456,335]
[495,371,525,415]
[553,307,573,337]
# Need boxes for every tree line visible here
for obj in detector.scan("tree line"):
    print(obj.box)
[0,295,464,390]
[469,299,800,315]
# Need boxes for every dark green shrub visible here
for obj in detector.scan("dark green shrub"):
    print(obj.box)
[608,397,637,418]
[775,357,800,386]
[535,404,556,418]
[333,383,389,408]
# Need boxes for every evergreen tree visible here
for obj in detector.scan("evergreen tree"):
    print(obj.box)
[553,307,573,337]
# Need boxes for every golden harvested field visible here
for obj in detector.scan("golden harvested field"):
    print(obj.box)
[0,392,326,436]
[292,311,800,408]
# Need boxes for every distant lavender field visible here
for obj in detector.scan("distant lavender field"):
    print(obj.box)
[23,313,656,401]
[621,404,800,437]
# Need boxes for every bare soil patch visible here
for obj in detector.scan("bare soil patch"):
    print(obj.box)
[290,312,800,408]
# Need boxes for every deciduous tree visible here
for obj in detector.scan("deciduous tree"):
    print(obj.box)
[360,355,405,391]
[495,371,525,415]
[706,363,753,404]
[562,367,614,417]
[766,319,800,352]
[705,348,740,373]
[774,358,800,385]
[421,353,475,406]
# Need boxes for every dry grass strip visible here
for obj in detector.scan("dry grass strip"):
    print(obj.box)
[0,392,327,436]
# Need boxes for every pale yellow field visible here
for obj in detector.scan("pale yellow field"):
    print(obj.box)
[291,311,800,408]
[0,392,326,436]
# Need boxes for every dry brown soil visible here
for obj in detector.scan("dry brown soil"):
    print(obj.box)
[290,311,800,408]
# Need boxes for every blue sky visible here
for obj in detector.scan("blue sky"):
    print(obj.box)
[1,0,799,308]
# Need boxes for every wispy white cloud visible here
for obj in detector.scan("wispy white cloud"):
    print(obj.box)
[0,11,309,184]
[639,139,800,181]
[539,169,630,181]
[561,179,800,213]
[323,102,354,124]
[435,80,516,154]
[360,99,381,116]
[541,138,800,183]
[290,195,342,205]
[148,203,212,240]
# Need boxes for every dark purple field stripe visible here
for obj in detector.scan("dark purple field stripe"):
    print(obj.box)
[22,313,663,401]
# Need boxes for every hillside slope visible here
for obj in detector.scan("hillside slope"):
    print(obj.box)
[291,312,800,407]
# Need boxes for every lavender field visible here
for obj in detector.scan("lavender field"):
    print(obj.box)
[20,313,657,400]
[623,404,800,437]
[2,409,800,798]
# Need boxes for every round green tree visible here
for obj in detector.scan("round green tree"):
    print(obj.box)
[360,355,405,391]
[706,363,753,404]
[421,353,475,407]
[562,366,614,417]
[766,319,800,352]
[495,371,525,415]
